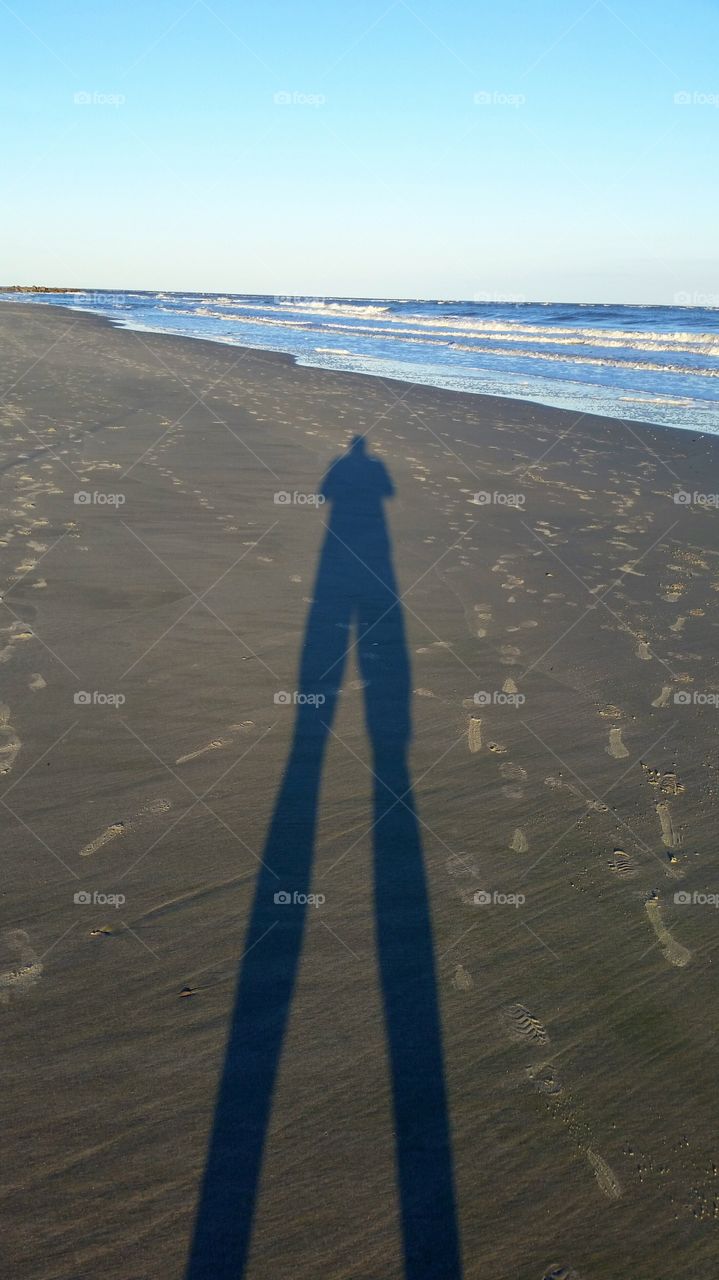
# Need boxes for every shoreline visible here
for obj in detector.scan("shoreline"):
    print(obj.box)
[2,300,719,1280]
[0,296,708,444]
[3,295,717,439]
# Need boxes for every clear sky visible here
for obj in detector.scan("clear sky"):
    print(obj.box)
[1,0,717,303]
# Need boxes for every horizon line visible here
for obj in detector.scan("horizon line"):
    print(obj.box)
[0,286,715,311]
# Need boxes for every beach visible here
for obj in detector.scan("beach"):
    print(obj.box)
[2,299,719,1279]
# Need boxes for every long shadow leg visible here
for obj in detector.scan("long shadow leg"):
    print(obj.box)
[359,584,462,1279]
[186,550,352,1279]
[372,750,462,1279]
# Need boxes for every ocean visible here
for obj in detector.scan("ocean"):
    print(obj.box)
[3,290,718,434]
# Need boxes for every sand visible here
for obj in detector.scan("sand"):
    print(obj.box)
[2,301,719,1279]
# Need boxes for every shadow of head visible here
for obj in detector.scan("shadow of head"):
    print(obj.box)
[320,434,395,530]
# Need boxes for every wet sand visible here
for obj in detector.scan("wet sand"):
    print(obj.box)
[2,301,719,1280]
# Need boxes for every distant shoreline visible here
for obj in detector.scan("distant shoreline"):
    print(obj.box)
[2,285,717,309]
[0,295,686,441]
[4,291,717,435]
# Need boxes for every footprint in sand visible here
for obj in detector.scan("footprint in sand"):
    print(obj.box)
[445,853,479,879]
[451,964,473,991]
[0,930,43,1006]
[467,717,482,753]
[608,847,638,879]
[544,775,608,812]
[0,621,34,665]
[499,1002,549,1046]
[176,737,228,765]
[645,895,691,967]
[651,685,673,708]
[79,821,126,858]
[599,703,624,720]
[527,1063,563,1097]
[471,603,492,638]
[500,760,527,799]
[510,828,529,853]
[636,638,652,660]
[0,704,21,776]
[545,774,583,799]
[175,722,255,765]
[642,764,685,797]
[28,673,46,693]
[586,1149,622,1200]
[79,798,171,858]
[606,727,629,759]
[500,644,521,666]
[656,800,681,849]
[505,1003,622,1208]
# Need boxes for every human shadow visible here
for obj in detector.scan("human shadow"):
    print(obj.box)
[186,437,462,1280]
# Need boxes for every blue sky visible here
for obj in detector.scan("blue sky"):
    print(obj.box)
[2,0,717,302]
